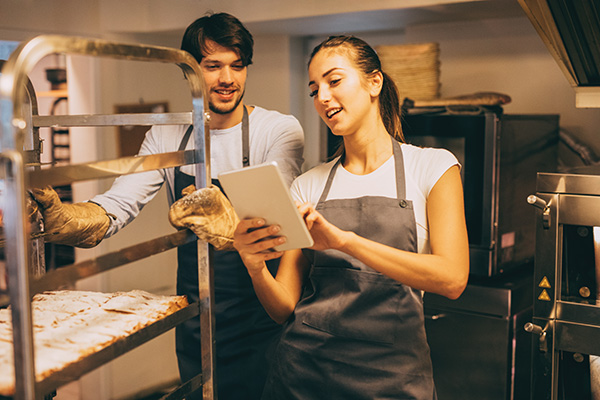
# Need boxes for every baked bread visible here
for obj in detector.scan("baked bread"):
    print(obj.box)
[168,185,239,251]
[0,290,188,396]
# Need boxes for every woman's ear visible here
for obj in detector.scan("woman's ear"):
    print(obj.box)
[369,70,384,97]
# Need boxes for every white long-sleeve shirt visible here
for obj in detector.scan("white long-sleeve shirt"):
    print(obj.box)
[92,106,305,237]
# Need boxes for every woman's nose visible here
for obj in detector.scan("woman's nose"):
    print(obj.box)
[317,86,330,103]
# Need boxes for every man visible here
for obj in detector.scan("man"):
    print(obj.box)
[32,12,304,400]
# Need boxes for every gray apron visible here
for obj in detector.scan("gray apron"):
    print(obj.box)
[262,139,437,400]
[175,107,281,400]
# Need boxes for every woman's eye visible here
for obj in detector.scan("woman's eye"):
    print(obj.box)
[330,79,341,86]
[309,89,318,98]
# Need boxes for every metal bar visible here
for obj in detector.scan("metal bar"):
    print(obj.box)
[2,151,37,400]
[160,374,204,400]
[558,194,600,227]
[556,301,600,327]
[555,320,600,356]
[536,169,600,195]
[26,150,196,188]
[32,112,192,127]
[26,231,196,298]
[35,303,200,396]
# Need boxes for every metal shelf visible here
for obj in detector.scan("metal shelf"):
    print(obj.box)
[0,35,215,400]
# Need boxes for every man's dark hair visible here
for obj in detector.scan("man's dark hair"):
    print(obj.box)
[181,12,254,66]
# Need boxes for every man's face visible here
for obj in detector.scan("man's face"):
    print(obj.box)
[200,40,248,115]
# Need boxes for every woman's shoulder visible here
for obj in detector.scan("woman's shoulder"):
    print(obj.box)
[290,158,339,203]
[400,142,459,168]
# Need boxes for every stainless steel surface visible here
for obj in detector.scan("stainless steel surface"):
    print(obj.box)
[27,149,196,188]
[558,195,600,227]
[518,0,600,107]
[32,112,193,127]
[531,171,600,399]
[424,270,533,400]
[537,168,600,195]
[0,35,214,399]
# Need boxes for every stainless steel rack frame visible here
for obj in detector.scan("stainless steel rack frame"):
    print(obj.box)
[0,35,214,400]
[527,166,600,399]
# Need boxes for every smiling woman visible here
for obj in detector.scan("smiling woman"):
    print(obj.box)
[234,35,469,400]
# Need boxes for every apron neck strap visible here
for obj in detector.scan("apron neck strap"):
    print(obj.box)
[242,105,250,167]
[176,106,251,174]
[317,138,406,204]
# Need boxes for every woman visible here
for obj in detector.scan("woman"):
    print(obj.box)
[234,35,469,399]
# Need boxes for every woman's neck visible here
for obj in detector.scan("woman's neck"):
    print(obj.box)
[342,126,393,175]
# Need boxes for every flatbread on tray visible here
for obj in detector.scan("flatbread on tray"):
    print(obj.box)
[0,290,188,396]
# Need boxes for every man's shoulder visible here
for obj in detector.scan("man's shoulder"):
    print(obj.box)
[251,106,299,123]
[249,106,303,134]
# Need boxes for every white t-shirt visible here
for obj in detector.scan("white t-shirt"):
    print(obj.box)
[290,143,459,254]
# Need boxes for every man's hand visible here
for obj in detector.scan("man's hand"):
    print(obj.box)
[30,187,111,248]
[168,185,240,251]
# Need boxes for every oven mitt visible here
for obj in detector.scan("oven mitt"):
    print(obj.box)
[29,187,111,248]
[168,185,239,251]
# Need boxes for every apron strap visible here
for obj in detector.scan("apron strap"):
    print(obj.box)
[317,156,343,205]
[242,106,250,167]
[174,124,194,175]
[174,105,251,176]
[392,139,407,201]
[317,138,407,205]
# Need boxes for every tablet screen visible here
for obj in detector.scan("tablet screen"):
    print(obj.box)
[218,162,314,251]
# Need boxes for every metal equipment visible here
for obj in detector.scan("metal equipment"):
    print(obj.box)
[0,35,214,400]
[527,166,600,399]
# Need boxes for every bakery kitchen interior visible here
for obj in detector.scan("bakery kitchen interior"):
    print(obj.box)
[1,1,600,399]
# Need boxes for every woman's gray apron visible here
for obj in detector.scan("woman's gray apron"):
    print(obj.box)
[262,139,437,400]
[174,107,281,400]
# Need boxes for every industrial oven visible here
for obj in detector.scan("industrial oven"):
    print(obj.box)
[527,166,600,400]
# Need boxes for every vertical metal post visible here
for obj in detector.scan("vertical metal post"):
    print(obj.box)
[530,193,560,400]
[192,95,216,399]
[3,150,37,400]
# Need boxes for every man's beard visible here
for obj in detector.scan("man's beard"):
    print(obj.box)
[209,88,245,115]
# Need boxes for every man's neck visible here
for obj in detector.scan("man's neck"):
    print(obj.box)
[209,103,245,130]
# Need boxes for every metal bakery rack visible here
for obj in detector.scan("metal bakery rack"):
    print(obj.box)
[0,35,215,399]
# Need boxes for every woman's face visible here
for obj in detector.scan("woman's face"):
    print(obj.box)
[308,49,379,137]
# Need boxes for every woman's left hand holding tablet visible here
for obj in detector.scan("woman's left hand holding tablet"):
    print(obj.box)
[234,218,286,276]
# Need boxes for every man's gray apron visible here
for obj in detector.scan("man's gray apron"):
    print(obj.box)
[174,107,281,400]
[262,139,437,400]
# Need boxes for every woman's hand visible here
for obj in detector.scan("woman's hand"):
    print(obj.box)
[297,202,352,251]
[233,218,286,277]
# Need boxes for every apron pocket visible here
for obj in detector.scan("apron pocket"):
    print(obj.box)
[299,267,406,345]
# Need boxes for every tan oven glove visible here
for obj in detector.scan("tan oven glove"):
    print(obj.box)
[168,185,239,251]
[30,187,111,248]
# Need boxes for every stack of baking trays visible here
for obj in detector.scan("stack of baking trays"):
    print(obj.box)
[0,35,214,399]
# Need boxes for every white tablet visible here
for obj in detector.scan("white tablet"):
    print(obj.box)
[218,162,314,251]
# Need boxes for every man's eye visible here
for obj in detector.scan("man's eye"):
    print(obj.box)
[309,89,318,98]
[232,64,244,70]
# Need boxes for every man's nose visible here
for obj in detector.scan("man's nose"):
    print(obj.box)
[219,67,234,84]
